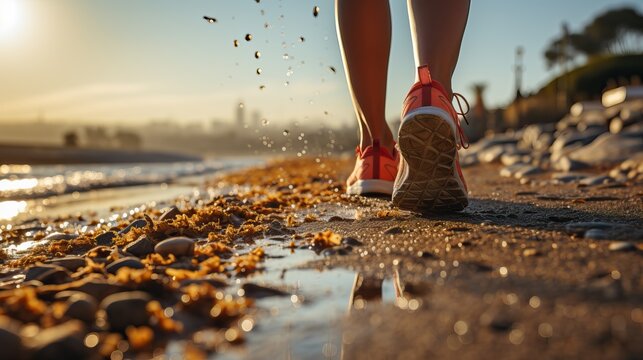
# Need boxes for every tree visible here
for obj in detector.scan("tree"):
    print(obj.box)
[543,6,643,67]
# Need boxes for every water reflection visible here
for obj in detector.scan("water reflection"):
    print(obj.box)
[0,178,38,192]
[0,200,27,220]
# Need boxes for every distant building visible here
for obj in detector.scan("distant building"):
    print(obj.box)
[236,101,245,126]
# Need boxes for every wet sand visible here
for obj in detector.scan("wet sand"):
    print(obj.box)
[0,157,641,359]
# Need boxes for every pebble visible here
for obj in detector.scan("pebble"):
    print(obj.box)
[100,291,151,330]
[584,229,610,240]
[241,283,289,298]
[417,251,436,259]
[384,226,403,235]
[513,165,543,179]
[154,237,195,257]
[46,256,86,272]
[565,222,621,235]
[321,246,350,256]
[0,316,23,360]
[553,156,590,172]
[551,172,588,183]
[43,232,78,241]
[118,219,149,235]
[159,206,181,221]
[95,231,117,246]
[106,257,144,274]
[29,320,88,360]
[341,237,363,246]
[124,236,155,258]
[63,293,98,323]
[522,248,541,257]
[579,175,612,186]
[25,264,71,285]
[608,241,637,252]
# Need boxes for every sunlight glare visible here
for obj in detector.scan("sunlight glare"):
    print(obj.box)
[0,0,22,38]
[0,200,27,220]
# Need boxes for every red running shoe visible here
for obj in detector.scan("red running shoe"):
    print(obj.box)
[392,65,470,212]
[346,140,399,196]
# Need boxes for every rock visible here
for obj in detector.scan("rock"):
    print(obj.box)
[552,156,590,172]
[0,316,23,360]
[321,246,350,256]
[499,164,523,178]
[384,226,403,235]
[159,206,181,221]
[568,131,643,166]
[100,291,151,331]
[71,277,127,301]
[579,175,612,186]
[459,154,479,167]
[46,256,86,272]
[608,241,637,252]
[550,129,602,158]
[106,257,144,274]
[124,236,155,258]
[25,264,72,285]
[584,229,609,240]
[500,153,529,166]
[265,221,294,236]
[154,237,195,257]
[63,293,98,323]
[341,237,363,246]
[43,232,78,241]
[565,222,623,235]
[241,283,289,298]
[95,231,117,246]
[513,165,542,179]
[29,320,88,360]
[417,251,436,259]
[479,145,513,163]
[551,172,588,184]
[118,219,148,235]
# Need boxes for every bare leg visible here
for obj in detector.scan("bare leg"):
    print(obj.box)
[336,0,394,152]
[407,0,470,98]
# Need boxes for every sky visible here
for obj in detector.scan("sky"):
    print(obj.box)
[0,0,640,126]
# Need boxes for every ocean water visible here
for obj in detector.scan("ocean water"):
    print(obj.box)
[0,158,261,222]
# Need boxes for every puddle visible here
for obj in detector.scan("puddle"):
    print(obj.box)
[215,239,418,359]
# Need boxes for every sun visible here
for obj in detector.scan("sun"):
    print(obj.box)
[0,0,22,38]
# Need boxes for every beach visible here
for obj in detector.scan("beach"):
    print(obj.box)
[0,156,641,359]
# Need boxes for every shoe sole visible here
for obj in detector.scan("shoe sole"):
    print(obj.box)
[393,107,468,213]
[346,179,394,196]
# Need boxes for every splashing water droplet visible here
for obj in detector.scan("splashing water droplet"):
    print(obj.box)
[245,34,253,41]
[284,81,290,87]
[262,119,269,126]
[282,53,289,60]
[256,68,262,75]
[233,40,239,47]
[239,102,245,108]
[283,130,290,136]
[254,51,261,59]
[299,36,305,42]
[329,66,337,73]
[259,85,266,90]
[313,6,320,17]
[203,16,217,24]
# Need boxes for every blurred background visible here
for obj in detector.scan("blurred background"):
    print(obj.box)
[0,0,642,220]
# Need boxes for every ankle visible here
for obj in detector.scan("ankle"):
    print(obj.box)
[360,136,395,154]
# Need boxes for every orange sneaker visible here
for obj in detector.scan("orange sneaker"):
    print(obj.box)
[346,139,399,196]
[392,65,470,212]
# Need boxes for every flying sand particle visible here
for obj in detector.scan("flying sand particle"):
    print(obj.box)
[313,6,320,17]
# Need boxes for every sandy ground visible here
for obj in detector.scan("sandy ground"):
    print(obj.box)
[297,161,643,360]
[0,157,641,359]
